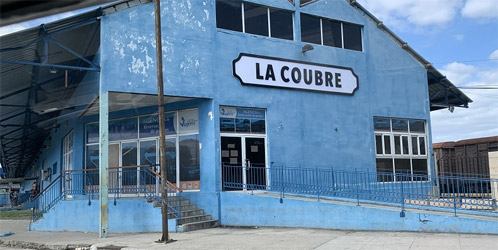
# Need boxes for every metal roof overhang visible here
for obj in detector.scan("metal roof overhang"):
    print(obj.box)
[0,0,117,27]
[0,10,102,178]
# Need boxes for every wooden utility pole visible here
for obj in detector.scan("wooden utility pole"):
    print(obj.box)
[153,0,171,243]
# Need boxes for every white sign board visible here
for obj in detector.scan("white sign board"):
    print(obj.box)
[233,54,359,95]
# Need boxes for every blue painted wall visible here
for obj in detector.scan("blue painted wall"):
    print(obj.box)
[220,193,498,234]
[31,192,498,235]
[31,199,177,233]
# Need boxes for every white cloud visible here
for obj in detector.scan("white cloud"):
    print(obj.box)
[359,0,463,29]
[462,0,498,19]
[440,62,477,85]
[490,49,498,60]
[431,62,498,142]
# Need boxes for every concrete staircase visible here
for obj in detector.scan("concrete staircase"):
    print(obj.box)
[148,196,218,232]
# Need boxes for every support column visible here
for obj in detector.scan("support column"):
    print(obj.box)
[489,152,498,208]
[99,89,109,238]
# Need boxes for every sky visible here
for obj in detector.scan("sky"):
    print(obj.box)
[359,0,498,143]
[0,0,497,144]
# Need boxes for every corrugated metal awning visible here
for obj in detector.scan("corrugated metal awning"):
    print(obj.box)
[0,10,102,178]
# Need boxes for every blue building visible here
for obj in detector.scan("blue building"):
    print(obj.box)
[3,0,494,235]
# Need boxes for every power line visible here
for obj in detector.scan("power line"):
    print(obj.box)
[458,86,498,89]
[434,58,498,64]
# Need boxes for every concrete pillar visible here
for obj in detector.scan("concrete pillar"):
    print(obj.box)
[99,86,109,238]
[489,151,498,205]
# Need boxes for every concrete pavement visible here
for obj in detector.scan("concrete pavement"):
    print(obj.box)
[0,220,497,250]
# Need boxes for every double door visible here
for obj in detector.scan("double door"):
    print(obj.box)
[221,136,267,190]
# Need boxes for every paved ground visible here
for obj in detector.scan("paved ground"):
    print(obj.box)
[0,220,497,250]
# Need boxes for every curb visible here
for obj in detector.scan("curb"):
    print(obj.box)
[0,239,92,250]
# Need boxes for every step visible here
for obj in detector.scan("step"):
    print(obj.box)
[177,214,212,224]
[168,209,205,219]
[147,197,190,205]
[153,203,197,211]
[178,220,218,232]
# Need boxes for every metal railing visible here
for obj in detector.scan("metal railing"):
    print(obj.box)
[222,165,498,215]
[30,174,64,221]
[30,165,183,223]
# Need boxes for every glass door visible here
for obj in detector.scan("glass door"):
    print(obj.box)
[121,142,138,193]
[245,137,267,189]
[139,139,157,193]
[221,136,267,190]
[221,137,243,190]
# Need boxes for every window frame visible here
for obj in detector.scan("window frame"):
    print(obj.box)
[374,117,429,182]
[300,13,363,51]
[84,108,201,191]
[216,0,294,41]
[62,131,73,173]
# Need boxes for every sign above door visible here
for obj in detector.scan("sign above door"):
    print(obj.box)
[233,53,359,95]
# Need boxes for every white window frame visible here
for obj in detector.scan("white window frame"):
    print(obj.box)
[374,118,429,182]
[63,131,73,172]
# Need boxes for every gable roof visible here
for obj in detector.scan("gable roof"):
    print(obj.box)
[346,0,472,111]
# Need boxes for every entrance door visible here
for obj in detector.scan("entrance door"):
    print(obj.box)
[244,138,266,189]
[221,136,266,190]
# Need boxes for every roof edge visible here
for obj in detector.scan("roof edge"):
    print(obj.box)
[346,0,473,108]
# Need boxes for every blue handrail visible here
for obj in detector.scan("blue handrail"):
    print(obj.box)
[222,165,498,215]
[30,165,184,223]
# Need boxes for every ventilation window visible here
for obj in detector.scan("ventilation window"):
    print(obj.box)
[216,0,242,32]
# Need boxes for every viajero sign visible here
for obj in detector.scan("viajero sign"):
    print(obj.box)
[233,54,358,95]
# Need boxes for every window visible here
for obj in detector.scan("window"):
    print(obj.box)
[216,0,294,41]
[220,106,266,134]
[322,19,342,48]
[374,117,428,182]
[216,0,242,32]
[343,22,362,51]
[244,3,268,36]
[270,9,294,40]
[301,14,321,44]
[301,13,363,51]
[85,108,200,191]
[63,131,73,173]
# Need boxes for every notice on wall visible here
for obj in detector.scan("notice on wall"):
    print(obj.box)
[230,150,238,157]
[222,150,230,157]
[251,145,259,153]
[228,144,235,149]
[230,158,238,164]
[233,53,359,95]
